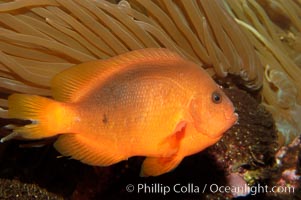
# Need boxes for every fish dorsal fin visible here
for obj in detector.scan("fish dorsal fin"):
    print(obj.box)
[51,48,185,102]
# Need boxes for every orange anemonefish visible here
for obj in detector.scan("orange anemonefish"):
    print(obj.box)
[1,48,237,177]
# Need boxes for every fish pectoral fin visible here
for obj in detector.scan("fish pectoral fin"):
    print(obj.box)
[54,134,124,166]
[159,121,187,157]
[140,155,183,177]
[141,121,186,177]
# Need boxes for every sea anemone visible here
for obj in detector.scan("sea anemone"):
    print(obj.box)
[0,0,261,111]
[222,0,301,145]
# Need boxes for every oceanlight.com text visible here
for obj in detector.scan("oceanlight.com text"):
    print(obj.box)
[125,183,295,196]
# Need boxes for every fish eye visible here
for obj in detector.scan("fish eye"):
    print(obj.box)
[212,91,222,104]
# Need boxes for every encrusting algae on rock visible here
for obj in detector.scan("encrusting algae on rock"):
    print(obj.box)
[1,48,237,177]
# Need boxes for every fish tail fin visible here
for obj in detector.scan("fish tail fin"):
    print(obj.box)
[1,94,68,142]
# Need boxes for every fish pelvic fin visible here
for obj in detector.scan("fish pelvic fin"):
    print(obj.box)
[140,156,183,177]
[2,94,68,142]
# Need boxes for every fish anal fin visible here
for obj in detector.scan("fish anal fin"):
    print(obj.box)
[51,48,185,102]
[140,156,183,177]
[54,134,124,166]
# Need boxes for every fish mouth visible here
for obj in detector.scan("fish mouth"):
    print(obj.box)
[232,112,239,125]
[225,109,238,121]
[225,111,238,125]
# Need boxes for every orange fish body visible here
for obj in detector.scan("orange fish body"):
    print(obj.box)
[2,48,237,176]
